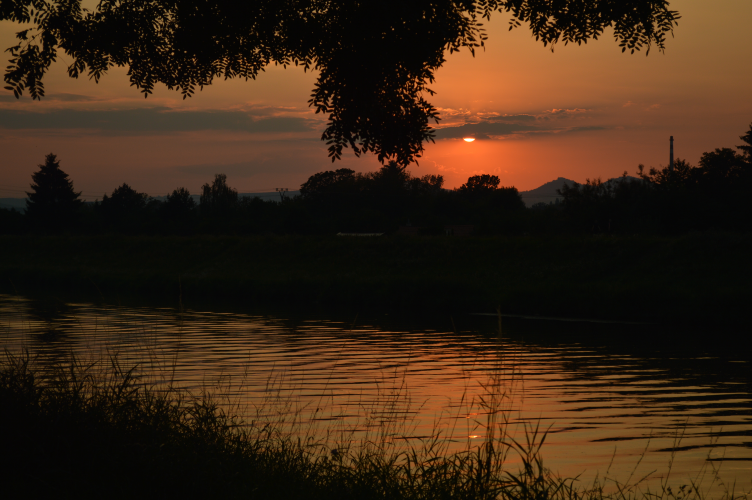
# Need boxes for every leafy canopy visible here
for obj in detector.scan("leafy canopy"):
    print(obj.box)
[737,122,752,159]
[200,173,238,217]
[3,1,680,165]
[460,174,501,192]
[100,183,149,213]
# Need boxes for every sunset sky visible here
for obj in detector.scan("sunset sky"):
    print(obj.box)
[1,0,751,200]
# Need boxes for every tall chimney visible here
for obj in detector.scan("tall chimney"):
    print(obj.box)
[669,136,674,172]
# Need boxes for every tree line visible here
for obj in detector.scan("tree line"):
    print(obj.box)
[556,123,752,233]
[0,158,526,235]
[2,122,751,236]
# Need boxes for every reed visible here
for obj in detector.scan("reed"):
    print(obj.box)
[0,349,748,500]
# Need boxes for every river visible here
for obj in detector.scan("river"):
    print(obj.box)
[1,293,750,491]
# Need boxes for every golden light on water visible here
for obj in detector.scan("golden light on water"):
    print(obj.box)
[463,137,475,142]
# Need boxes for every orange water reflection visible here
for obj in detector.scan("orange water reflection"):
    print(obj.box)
[1,294,750,489]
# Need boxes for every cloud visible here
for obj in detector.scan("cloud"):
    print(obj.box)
[544,108,588,116]
[172,140,333,179]
[433,109,606,140]
[176,159,302,177]
[565,126,607,133]
[0,93,96,102]
[434,119,539,140]
[0,107,318,133]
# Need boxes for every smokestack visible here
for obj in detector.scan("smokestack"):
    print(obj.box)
[669,136,674,172]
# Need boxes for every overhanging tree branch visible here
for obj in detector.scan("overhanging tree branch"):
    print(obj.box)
[3,0,680,164]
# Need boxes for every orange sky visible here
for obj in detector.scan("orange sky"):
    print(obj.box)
[1,0,751,199]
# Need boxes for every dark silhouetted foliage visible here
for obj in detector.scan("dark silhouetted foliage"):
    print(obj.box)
[3,1,680,165]
[200,174,238,221]
[559,135,752,233]
[300,168,358,199]
[161,187,197,232]
[98,183,150,232]
[9,121,752,237]
[0,208,25,234]
[457,174,525,219]
[25,153,82,230]
[737,122,752,159]
[460,174,501,193]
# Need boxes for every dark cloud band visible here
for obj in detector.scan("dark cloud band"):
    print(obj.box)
[0,107,316,133]
[0,93,95,102]
[434,115,606,140]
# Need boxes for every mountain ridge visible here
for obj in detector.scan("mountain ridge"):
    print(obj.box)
[518,177,575,207]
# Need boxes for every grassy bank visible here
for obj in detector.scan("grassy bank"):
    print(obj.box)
[1,351,746,500]
[1,233,750,323]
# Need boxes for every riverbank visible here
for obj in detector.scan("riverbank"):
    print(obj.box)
[1,351,509,499]
[1,351,746,500]
[1,233,749,324]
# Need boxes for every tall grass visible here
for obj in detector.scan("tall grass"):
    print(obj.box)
[0,348,748,500]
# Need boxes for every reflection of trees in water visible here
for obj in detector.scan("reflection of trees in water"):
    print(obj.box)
[562,338,750,395]
[26,296,73,343]
[495,318,750,385]
[497,319,752,443]
[7,294,751,415]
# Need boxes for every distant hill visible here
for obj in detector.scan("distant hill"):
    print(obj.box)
[604,175,642,186]
[519,176,642,207]
[519,177,576,207]
[0,198,27,212]
[0,191,301,213]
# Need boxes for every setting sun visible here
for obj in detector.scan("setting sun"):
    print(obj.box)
[463,137,475,143]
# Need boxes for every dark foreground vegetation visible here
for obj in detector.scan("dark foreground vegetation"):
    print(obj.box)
[2,123,751,237]
[1,351,745,500]
[1,232,750,324]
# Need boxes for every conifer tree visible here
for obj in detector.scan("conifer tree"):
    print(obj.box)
[25,153,82,229]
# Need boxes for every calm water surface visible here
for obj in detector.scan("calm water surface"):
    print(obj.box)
[1,294,750,488]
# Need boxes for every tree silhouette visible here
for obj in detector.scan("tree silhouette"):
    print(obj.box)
[637,158,695,188]
[200,174,238,218]
[164,187,195,213]
[25,153,82,229]
[99,183,149,231]
[370,161,411,193]
[738,122,752,160]
[3,1,680,165]
[460,174,500,193]
[300,169,358,199]
[161,187,197,231]
[697,148,748,184]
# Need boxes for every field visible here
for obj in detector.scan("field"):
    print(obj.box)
[1,232,750,324]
